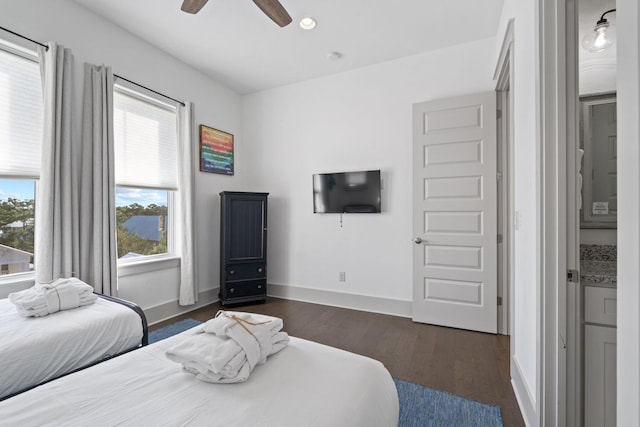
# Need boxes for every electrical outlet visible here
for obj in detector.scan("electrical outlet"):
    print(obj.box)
[339,272,346,282]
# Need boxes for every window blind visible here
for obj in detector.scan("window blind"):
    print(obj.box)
[0,47,43,178]
[114,88,178,190]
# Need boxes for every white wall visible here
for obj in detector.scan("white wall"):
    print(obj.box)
[0,0,246,321]
[616,0,640,424]
[242,37,497,314]
[580,228,617,245]
[495,1,540,425]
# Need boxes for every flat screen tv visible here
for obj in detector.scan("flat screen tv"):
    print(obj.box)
[313,170,381,213]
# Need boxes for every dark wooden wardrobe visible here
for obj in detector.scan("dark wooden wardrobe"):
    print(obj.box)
[219,192,268,306]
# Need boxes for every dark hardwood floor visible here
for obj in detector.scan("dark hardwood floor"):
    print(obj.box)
[152,297,525,427]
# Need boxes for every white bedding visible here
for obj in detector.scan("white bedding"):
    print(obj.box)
[0,328,399,427]
[0,297,144,400]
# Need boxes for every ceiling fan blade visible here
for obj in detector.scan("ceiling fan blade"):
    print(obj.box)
[252,0,292,27]
[181,0,209,14]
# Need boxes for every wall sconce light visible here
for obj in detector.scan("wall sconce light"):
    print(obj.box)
[582,9,616,53]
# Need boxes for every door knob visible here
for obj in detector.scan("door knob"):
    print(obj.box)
[414,237,424,244]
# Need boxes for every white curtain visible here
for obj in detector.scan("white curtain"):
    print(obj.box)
[177,102,197,305]
[79,64,117,296]
[35,43,77,283]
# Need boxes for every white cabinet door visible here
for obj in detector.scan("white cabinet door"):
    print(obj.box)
[585,324,617,427]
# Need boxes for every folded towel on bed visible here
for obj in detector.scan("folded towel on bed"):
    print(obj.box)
[8,278,97,317]
[165,311,289,383]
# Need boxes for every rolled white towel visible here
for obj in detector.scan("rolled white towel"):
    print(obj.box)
[8,278,97,317]
[203,312,288,366]
[37,278,96,313]
[166,331,249,383]
[270,331,290,356]
[203,311,284,336]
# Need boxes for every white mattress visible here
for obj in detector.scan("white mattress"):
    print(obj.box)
[0,297,144,400]
[0,328,399,427]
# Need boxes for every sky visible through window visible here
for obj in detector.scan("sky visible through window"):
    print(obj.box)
[0,180,34,201]
[115,187,167,207]
[0,180,167,207]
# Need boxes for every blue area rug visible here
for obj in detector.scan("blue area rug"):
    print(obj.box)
[394,378,503,427]
[149,319,503,426]
[149,318,202,343]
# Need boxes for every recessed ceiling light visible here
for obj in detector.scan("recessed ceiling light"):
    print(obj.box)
[299,17,317,30]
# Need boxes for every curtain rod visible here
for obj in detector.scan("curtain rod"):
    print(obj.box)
[114,74,185,107]
[0,25,185,107]
[0,25,49,50]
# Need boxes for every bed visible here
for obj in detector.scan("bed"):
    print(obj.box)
[0,326,399,426]
[0,293,147,401]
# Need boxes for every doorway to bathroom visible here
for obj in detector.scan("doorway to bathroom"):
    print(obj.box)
[567,0,618,425]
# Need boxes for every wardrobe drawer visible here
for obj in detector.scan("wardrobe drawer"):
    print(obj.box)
[224,280,267,300]
[584,286,617,326]
[225,263,266,281]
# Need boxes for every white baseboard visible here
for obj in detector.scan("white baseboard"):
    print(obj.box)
[145,284,411,325]
[267,283,412,318]
[511,355,537,427]
[145,287,219,325]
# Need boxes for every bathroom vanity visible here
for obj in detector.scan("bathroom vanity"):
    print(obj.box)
[581,245,617,427]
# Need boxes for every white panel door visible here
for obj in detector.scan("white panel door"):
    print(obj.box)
[412,92,497,333]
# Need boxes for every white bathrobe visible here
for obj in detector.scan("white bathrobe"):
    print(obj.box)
[8,278,97,317]
[165,311,289,383]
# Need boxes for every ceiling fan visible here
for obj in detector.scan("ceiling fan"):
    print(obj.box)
[181,0,292,27]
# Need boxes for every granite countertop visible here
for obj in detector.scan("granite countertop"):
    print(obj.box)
[580,260,617,286]
[580,244,617,286]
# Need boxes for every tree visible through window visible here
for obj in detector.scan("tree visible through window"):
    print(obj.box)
[115,188,169,259]
[0,180,35,273]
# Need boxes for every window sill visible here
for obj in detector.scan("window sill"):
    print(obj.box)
[0,257,180,294]
[0,272,36,296]
[118,255,180,278]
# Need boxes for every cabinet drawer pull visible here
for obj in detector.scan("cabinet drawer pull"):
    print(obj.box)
[229,270,235,275]
[257,284,263,289]
[257,267,264,273]
[229,288,235,293]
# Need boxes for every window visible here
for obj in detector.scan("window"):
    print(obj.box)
[0,179,35,273]
[115,187,169,259]
[113,86,178,261]
[0,41,42,277]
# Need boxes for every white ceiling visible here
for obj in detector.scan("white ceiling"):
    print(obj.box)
[579,0,617,95]
[73,0,504,94]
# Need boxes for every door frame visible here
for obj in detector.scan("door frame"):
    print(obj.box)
[539,0,574,425]
[615,1,640,424]
[565,0,582,424]
[537,0,640,424]
[494,19,515,337]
